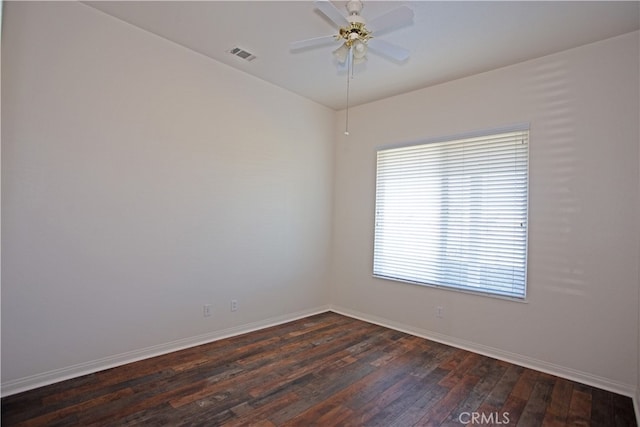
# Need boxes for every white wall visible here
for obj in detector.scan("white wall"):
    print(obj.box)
[331,31,640,394]
[1,2,334,392]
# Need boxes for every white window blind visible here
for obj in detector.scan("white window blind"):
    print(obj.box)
[373,128,529,299]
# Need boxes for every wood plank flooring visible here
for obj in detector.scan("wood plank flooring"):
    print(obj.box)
[2,312,637,426]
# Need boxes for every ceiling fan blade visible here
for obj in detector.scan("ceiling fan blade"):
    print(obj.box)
[368,6,414,35]
[314,0,349,28]
[290,35,337,51]
[368,38,410,62]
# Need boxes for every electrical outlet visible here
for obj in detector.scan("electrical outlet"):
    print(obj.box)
[203,304,212,317]
[436,306,443,319]
[231,299,238,312]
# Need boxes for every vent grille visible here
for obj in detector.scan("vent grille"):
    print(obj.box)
[228,47,256,62]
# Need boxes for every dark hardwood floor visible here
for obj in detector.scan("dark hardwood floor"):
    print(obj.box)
[2,312,637,426]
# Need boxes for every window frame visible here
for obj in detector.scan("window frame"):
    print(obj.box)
[372,124,530,301]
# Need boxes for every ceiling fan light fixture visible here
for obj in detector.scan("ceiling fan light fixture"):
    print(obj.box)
[290,0,415,135]
[353,40,367,59]
[333,43,350,63]
[291,0,414,67]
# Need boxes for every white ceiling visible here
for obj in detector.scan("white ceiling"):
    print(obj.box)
[85,1,640,111]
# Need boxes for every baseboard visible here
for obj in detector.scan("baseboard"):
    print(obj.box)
[1,305,331,397]
[4,303,636,402]
[329,305,637,399]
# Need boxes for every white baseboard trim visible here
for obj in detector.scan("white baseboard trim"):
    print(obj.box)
[4,304,637,403]
[1,305,331,397]
[329,305,637,399]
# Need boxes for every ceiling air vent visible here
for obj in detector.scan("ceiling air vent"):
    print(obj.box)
[228,47,256,62]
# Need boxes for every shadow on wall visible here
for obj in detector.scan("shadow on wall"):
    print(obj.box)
[525,59,585,297]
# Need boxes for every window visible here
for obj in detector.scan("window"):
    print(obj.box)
[373,127,529,299]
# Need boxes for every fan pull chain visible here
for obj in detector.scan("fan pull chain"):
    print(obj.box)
[344,46,352,136]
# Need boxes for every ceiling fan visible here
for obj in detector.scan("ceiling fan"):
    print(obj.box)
[290,0,414,67]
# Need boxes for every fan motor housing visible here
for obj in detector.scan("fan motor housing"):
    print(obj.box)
[347,15,366,25]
